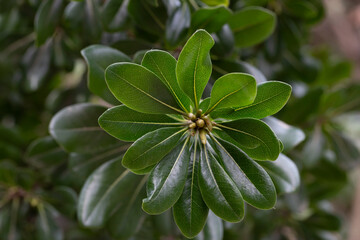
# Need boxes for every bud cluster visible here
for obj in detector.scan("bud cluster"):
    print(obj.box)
[186,109,214,144]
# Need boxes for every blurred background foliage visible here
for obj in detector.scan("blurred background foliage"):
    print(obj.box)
[0,0,359,239]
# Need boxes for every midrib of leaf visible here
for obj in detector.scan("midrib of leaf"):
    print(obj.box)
[145,137,189,203]
[203,144,238,214]
[232,17,271,33]
[206,81,251,114]
[128,128,187,168]
[101,119,185,126]
[143,2,165,30]
[189,138,198,230]
[52,126,102,132]
[217,124,271,158]
[84,169,130,223]
[211,135,268,202]
[234,89,289,112]
[193,36,203,110]
[148,53,189,113]
[108,69,185,115]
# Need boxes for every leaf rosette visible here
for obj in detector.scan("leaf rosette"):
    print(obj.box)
[98,29,296,238]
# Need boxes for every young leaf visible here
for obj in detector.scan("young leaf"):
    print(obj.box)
[49,103,120,154]
[78,158,145,228]
[217,118,280,161]
[206,73,256,114]
[201,0,229,6]
[211,138,276,209]
[106,63,184,114]
[212,81,291,120]
[191,6,232,33]
[228,7,276,47]
[81,45,131,104]
[142,138,191,214]
[173,140,208,238]
[99,105,182,142]
[257,154,300,194]
[198,141,244,222]
[122,127,186,173]
[142,50,192,113]
[176,29,214,109]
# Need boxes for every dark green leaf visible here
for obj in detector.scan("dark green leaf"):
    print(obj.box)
[78,158,145,228]
[173,139,208,238]
[166,2,191,47]
[106,63,184,114]
[212,24,235,57]
[35,0,65,46]
[176,29,214,109]
[199,98,211,112]
[99,105,182,142]
[49,103,120,154]
[123,127,186,173]
[263,117,305,151]
[47,186,77,218]
[228,7,276,47]
[206,73,256,114]
[101,0,129,32]
[81,45,131,104]
[217,118,280,161]
[142,137,191,214]
[36,204,63,240]
[198,140,244,222]
[257,154,300,194]
[211,81,291,120]
[194,211,223,240]
[191,6,231,33]
[142,50,192,113]
[302,125,325,167]
[211,138,276,209]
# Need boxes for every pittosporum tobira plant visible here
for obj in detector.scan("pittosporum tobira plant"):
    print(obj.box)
[98,29,292,238]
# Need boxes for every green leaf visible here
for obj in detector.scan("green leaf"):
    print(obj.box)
[263,117,305,151]
[201,0,229,6]
[217,118,280,161]
[198,140,244,222]
[25,136,67,170]
[176,29,214,109]
[142,137,191,214]
[206,73,256,114]
[212,81,291,120]
[123,127,186,174]
[47,186,78,218]
[49,103,121,154]
[78,158,145,228]
[35,0,65,46]
[106,63,184,114]
[106,177,147,239]
[194,211,223,240]
[165,2,191,47]
[191,6,232,33]
[199,98,211,112]
[101,0,129,32]
[302,125,325,167]
[142,50,192,113]
[81,45,131,104]
[173,139,208,238]
[36,204,63,240]
[257,154,300,194]
[211,138,276,209]
[99,105,182,142]
[228,7,276,47]
[212,24,235,57]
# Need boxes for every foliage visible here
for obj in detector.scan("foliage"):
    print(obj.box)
[0,0,359,239]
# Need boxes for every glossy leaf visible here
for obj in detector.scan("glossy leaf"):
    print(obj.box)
[36,204,63,240]
[142,50,192,112]
[81,45,131,104]
[101,0,129,32]
[99,105,182,142]
[194,211,223,240]
[49,103,121,154]
[176,29,214,109]
[106,63,183,114]
[212,138,276,209]
[212,81,291,120]
[35,0,65,46]
[166,2,190,47]
[263,117,305,151]
[47,186,78,218]
[217,118,280,161]
[142,138,191,214]
[78,158,145,228]
[206,73,256,114]
[123,127,186,173]
[198,141,244,222]
[228,7,276,47]
[191,6,231,33]
[173,139,208,238]
[258,154,300,194]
